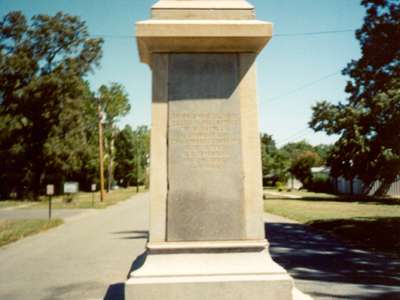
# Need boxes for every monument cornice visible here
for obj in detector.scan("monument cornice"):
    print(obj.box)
[152,0,254,10]
[147,240,269,253]
[136,20,273,64]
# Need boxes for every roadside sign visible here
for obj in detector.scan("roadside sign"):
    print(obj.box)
[91,183,96,192]
[64,182,79,194]
[46,184,54,220]
[46,184,54,196]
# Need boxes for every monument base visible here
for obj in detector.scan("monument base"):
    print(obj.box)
[125,240,309,300]
[126,274,292,300]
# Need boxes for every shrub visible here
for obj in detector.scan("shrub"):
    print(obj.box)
[310,173,332,193]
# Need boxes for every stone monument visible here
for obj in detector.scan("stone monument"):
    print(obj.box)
[126,1,306,299]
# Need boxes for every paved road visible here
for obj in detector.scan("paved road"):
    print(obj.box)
[1,192,399,300]
[0,192,149,300]
[265,213,400,300]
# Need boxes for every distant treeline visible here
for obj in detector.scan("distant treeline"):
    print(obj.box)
[0,11,149,200]
[260,135,332,191]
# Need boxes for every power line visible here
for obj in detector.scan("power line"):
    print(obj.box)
[267,70,342,102]
[91,29,356,40]
[276,127,312,146]
[274,29,355,37]
[92,34,134,39]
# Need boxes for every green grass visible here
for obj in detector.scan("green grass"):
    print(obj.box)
[35,186,145,209]
[0,201,37,209]
[264,198,400,222]
[0,219,63,247]
[264,191,400,258]
[0,187,145,210]
[264,187,400,204]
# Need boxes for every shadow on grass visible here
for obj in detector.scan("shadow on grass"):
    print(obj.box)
[266,221,400,299]
[308,217,400,259]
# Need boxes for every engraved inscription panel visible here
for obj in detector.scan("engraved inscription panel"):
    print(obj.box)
[167,54,245,241]
[169,112,239,169]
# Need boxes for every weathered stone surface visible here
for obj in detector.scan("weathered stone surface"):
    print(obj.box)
[136,20,273,64]
[126,275,293,300]
[152,0,255,20]
[148,54,168,242]
[167,53,244,241]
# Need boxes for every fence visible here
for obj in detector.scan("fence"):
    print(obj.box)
[334,176,400,197]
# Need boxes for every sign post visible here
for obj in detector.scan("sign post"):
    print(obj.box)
[46,184,54,220]
[91,183,96,207]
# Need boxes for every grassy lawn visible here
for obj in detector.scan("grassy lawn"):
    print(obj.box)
[0,186,145,210]
[0,201,37,209]
[264,190,400,258]
[35,186,145,209]
[0,219,63,247]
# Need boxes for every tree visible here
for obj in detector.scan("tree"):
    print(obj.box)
[280,140,315,163]
[290,151,322,188]
[310,0,400,195]
[133,126,150,191]
[114,125,150,188]
[42,81,100,191]
[260,137,331,187]
[260,134,289,185]
[314,144,333,164]
[114,126,135,187]
[0,11,103,199]
[97,83,130,192]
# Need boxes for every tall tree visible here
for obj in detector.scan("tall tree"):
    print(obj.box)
[0,11,103,199]
[98,83,130,191]
[280,140,315,163]
[114,126,136,187]
[290,151,322,188]
[133,126,150,191]
[114,125,150,188]
[310,0,400,195]
[260,134,289,184]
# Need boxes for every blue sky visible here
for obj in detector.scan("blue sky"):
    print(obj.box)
[0,0,366,146]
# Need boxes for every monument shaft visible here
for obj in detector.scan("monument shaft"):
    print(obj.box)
[126,1,296,299]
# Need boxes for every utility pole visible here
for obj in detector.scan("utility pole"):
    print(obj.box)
[107,125,115,192]
[98,103,106,202]
[136,139,140,193]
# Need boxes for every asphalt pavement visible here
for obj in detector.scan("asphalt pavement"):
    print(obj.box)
[265,213,400,299]
[0,193,399,300]
[0,192,149,300]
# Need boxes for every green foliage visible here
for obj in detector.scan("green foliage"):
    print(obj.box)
[280,140,325,188]
[310,173,332,193]
[260,135,331,188]
[280,140,315,160]
[98,82,130,191]
[98,83,130,124]
[114,125,150,188]
[261,134,290,185]
[0,11,103,199]
[313,144,333,164]
[290,151,322,188]
[310,0,400,195]
[275,181,286,192]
